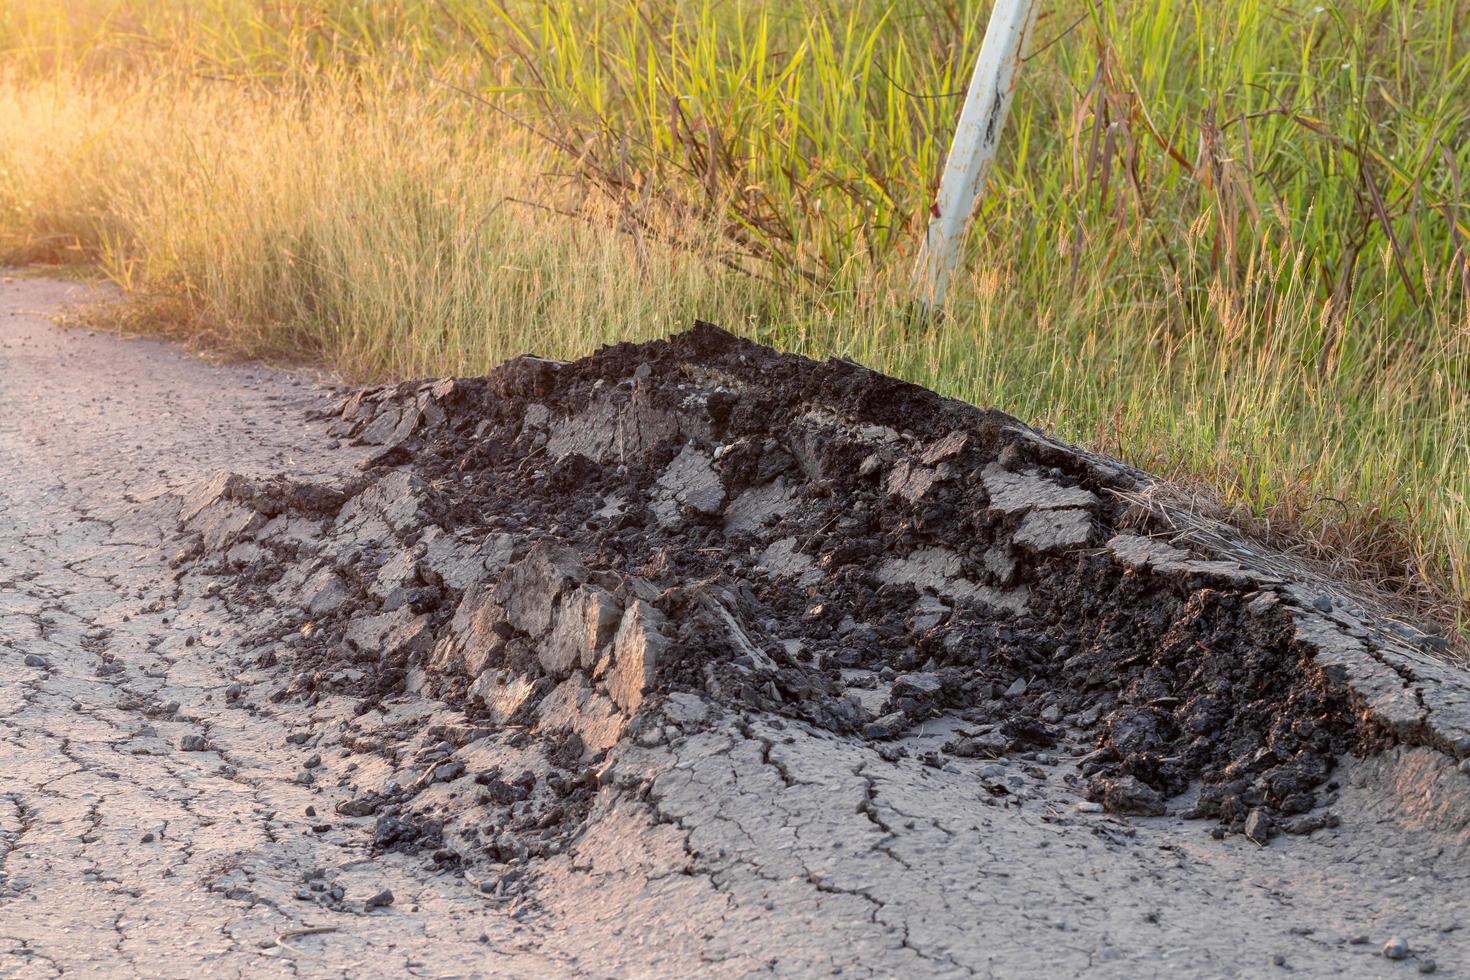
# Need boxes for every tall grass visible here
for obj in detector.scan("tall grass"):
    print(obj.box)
[0,0,1465,624]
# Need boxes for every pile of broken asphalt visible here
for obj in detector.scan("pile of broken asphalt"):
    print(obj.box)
[172,321,1470,879]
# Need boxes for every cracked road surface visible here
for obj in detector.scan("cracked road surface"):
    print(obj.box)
[3,276,1470,978]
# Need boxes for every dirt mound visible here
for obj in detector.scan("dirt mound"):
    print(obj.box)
[175,323,1465,874]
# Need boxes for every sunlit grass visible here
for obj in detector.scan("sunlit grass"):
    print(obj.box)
[0,0,1465,626]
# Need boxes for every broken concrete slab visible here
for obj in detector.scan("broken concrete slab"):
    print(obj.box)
[540,585,623,679]
[981,462,1100,514]
[607,600,669,714]
[652,443,725,525]
[1013,506,1093,553]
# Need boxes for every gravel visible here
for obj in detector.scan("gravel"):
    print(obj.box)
[365,889,395,910]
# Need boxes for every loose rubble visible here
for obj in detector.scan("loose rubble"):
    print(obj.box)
[173,322,1470,864]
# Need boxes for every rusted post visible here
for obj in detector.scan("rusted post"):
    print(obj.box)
[913,0,1041,309]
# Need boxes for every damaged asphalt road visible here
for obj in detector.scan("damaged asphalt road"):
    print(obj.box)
[3,275,1470,978]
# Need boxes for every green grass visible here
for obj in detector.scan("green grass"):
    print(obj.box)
[0,0,1466,625]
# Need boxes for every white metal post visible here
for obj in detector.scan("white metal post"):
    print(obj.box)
[913,0,1041,309]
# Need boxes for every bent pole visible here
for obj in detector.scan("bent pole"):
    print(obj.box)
[913,0,1041,309]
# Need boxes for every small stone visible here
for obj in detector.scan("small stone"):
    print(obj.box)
[1311,594,1334,613]
[1244,809,1275,845]
[23,655,47,668]
[863,711,909,740]
[416,759,467,788]
[1457,758,1470,776]
[364,888,394,910]
[1004,677,1027,698]
[178,735,208,752]
[1091,775,1166,817]
[970,733,1009,758]
[295,771,315,786]
[1272,954,1286,967]
[337,794,381,817]
[1382,936,1410,960]
[305,806,317,817]
[946,733,1006,759]
[1077,801,1104,813]
[1246,592,1280,616]
[1418,961,1437,975]
[140,832,155,843]
[303,753,322,769]
[1040,705,1062,724]
[1075,704,1103,727]
[1280,812,1336,836]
